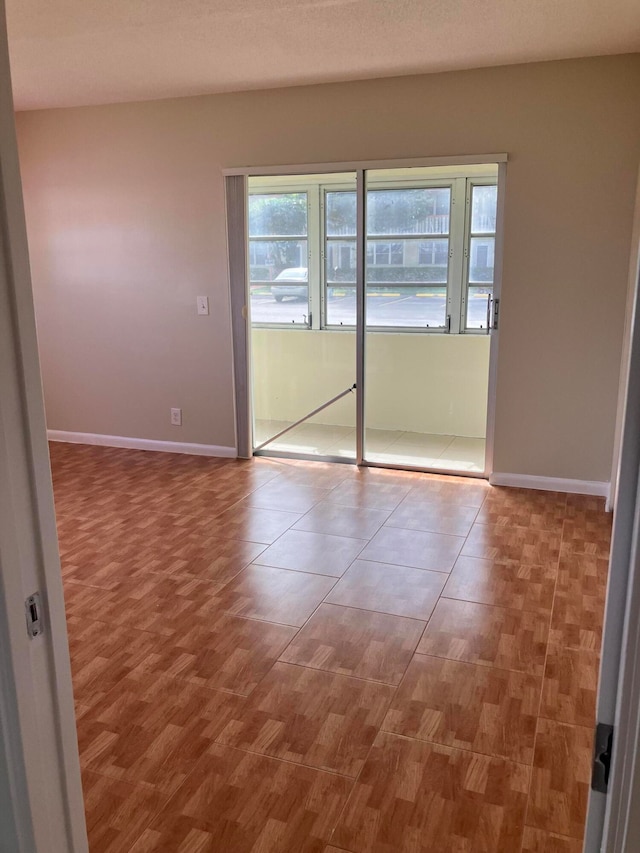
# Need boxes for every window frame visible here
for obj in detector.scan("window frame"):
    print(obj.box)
[247,185,316,330]
[248,173,498,335]
[461,178,499,333]
[323,177,456,333]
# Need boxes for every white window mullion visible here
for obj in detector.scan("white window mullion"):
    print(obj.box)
[448,177,467,334]
[307,185,321,329]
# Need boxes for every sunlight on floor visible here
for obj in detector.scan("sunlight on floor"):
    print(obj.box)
[254,420,485,472]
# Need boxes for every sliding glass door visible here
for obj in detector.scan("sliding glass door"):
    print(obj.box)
[363,167,498,473]
[244,162,501,476]
[248,173,358,460]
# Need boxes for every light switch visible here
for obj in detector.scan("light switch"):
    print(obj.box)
[197,296,209,315]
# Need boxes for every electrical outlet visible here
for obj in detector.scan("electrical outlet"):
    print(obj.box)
[197,296,209,315]
[170,408,182,426]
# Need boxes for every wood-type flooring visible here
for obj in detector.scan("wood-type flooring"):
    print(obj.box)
[50,443,612,852]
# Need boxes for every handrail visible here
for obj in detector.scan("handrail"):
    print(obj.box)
[253,384,356,452]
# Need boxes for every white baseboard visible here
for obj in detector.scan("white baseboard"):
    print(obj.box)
[490,472,610,500]
[47,430,237,459]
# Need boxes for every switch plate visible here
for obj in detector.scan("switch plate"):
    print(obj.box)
[170,408,182,426]
[197,296,209,315]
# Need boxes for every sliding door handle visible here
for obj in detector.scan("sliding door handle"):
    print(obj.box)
[486,296,492,334]
[486,295,500,333]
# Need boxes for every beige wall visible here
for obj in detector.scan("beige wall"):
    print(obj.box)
[16,54,640,479]
[252,330,490,437]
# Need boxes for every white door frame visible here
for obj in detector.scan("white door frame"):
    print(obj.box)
[225,154,507,476]
[585,250,640,848]
[0,2,88,849]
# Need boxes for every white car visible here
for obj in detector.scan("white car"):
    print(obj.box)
[271,267,308,302]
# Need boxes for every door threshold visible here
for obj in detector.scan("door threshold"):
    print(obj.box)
[363,458,488,480]
[253,449,357,465]
[254,448,487,480]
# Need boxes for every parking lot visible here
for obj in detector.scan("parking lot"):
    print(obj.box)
[250,287,492,329]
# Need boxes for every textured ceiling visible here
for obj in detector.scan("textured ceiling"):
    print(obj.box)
[7,0,640,111]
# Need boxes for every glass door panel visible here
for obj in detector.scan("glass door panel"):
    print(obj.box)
[248,173,358,460]
[363,166,498,473]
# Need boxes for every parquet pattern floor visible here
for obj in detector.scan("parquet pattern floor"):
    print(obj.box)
[50,442,612,852]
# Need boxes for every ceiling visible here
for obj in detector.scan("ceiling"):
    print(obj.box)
[7,0,640,111]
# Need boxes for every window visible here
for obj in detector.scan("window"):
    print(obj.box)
[248,171,498,333]
[465,183,498,330]
[248,192,310,326]
[365,187,451,329]
[325,190,357,326]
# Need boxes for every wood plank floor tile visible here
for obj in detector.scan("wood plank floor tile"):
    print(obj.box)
[148,535,268,584]
[212,564,336,626]
[324,478,412,511]
[549,574,606,653]
[484,487,567,508]
[540,645,599,727]
[279,603,425,685]
[550,556,609,651]
[215,662,395,777]
[521,827,584,852]
[150,613,297,696]
[78,673,245,795]
[383,655,540,763]
[81,769,168,853]
[62,528,267,588]
[205,504,303,544]
[404,478,490,507]
[294,501,391,540]
[270,463,355,489]
[444,555,557,613]
[556,554,609,596]
[527,719,592,840]
[253,529,366,577]
[417,598,549,675]
[475,490,567,531]
[130,744,352,853]
[560,521,612,560]
[52,446,606,850]
[133,489,252,522]
[70,612,295,700]
[67,617,169,702]
[332,731,529,853]
[462,523,561,566]
[482,487,567,507]
[64,575,226,637]
[565,494,608,514]
[360,526,463,572]
[242,479,331,512]
[57,486,250,525]
[564,495,611,534]
[384,499,479,536]
[325,559,445,620]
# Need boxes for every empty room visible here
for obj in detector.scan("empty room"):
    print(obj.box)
[2,1,640,852]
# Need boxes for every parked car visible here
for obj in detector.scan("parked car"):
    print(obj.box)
[271,267,308,302]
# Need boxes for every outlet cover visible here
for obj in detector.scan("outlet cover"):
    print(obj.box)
[170,408,182,426]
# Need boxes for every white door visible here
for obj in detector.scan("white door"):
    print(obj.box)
[0,2,88,849]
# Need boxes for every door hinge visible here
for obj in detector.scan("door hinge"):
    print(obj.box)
[592,722,614,794]
[25,592,43,639]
